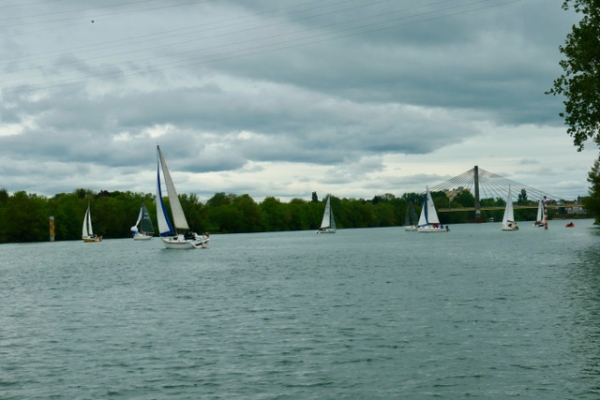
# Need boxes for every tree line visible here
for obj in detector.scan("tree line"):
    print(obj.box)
[0,187,577,243]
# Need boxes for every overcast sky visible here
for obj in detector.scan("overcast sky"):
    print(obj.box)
[0,0,596,202]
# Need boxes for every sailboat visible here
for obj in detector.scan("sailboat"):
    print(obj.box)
[316,196,337,234]
[417,187,449,233]
[532,200,545,227]
[131,203,154,240]
[404,201,419,231]
[82,203,101,242]
[156,145,210,249]
[501,186,519,231]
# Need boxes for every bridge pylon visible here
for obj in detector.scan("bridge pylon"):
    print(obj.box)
[474,165,480,218]
[427,165,559,219]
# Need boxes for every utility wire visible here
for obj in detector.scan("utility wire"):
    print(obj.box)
[1,0,523,93]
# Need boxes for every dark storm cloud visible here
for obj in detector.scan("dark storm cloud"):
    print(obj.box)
[217,0,572,117]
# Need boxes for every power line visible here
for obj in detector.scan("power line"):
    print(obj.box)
[0,0,217,27]
[0,0,388,68]
[1,0,524,93]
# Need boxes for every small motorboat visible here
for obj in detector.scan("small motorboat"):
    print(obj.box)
[565,222,575,228]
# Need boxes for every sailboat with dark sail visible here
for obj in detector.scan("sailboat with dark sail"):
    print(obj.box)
[404,201,418,231]
[131,203,154,240]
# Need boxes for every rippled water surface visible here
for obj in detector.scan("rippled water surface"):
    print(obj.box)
[2,220,600,399]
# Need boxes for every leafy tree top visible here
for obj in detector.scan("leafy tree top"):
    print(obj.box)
[547,0,600,150]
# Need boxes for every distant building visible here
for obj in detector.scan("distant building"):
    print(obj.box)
[565,199,587,215]
[444,187,466,202]
[567,206,587,215]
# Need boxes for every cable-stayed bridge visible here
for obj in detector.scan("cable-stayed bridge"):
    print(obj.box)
[427,166,564,218]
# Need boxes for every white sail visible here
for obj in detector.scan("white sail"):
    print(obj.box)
[426,190,440,224]
[82,205,90,238]
[317,196,336,233]
[156,163,173,236]
[134,207,143,227]
[417,187,440,226]
[502,186,515,224]
[416,187,448,232]
[157,146,189,231]
[320,197,332,229]
[535,200,544,222]
[154,145,210,249]
[87,207,94,236]
[131,207,142,234]
[82,203,101,241]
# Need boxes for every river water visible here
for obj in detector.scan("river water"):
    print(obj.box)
[1,219,600,399]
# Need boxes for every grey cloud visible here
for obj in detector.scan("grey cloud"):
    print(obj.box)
[0,0,591,199]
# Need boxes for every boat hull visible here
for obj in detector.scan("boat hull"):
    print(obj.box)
[133,233,153,240]
[404,225,417,231]
[161,234,209,249]
[502,223,519,231]
[83,236,102,242]
[417,225,449,233]
[316,228,336,234]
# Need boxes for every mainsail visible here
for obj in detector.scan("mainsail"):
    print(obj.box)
[82,204,93,237]
[418,188,440,226]
[331,209,337,230]
[139,204,154,234]
[502,186,515,225]
[405,201,418,225]
[320,196,336,230]
[156,146,189,236]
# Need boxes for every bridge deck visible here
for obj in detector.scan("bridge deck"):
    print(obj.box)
[438,205,568,213]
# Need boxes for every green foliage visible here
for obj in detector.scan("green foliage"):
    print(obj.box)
[583,155,600,223]
[547,1,600,222]
[179,193,209,233]
[0,191,49,242]
[517,189,528,204]
[374,202,396,226]
[402,192,423,207]
[0,188,8,204]
[547,0,600,150]
[206,192,230,208]
[452,190,474,208]
[260,196,289,231]
[287,198,312,230]
[0,186,579,243]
